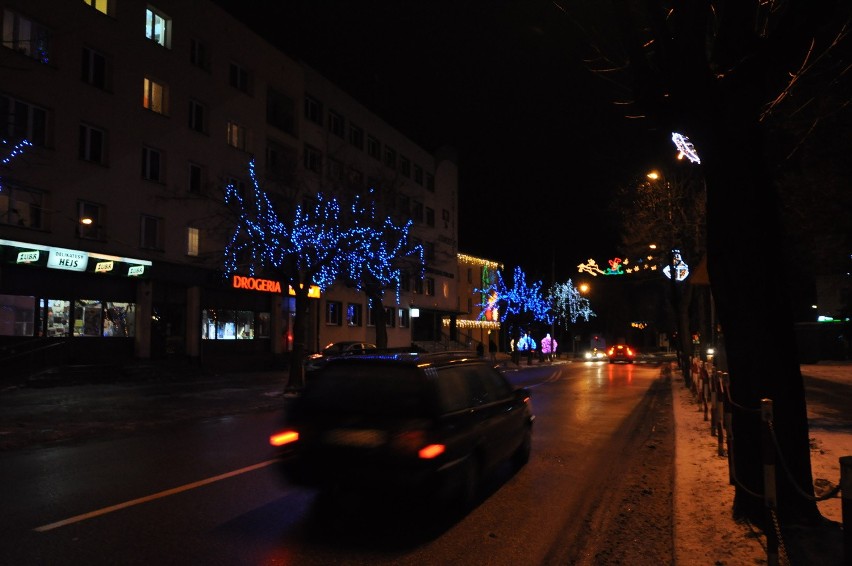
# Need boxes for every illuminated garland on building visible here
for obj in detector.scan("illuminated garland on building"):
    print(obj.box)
[458,253,502,270]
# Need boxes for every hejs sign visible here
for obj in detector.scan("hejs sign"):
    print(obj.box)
[0,239,151,278]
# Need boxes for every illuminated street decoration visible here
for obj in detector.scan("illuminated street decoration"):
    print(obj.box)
[577,259,605,276]
[671,132,701,164]
[663,249,690,282]
[604,258,624,275]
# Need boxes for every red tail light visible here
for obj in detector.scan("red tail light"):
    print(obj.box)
[391,429,446,459]
[607,347,615,356]
[418,444,446,459]
[270,430,299,446]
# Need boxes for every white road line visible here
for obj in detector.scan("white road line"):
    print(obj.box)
[34,458,279,532]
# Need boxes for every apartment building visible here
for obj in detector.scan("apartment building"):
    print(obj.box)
[0,0,459,372]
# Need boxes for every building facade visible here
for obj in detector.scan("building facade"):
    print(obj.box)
[0,0,459,374]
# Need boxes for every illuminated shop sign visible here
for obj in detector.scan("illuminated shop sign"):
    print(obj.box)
[229,275,321,298]
[0,239,151,278]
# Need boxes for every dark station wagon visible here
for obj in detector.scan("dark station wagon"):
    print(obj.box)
[271,351,534,512]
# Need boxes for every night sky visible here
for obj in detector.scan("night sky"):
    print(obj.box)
[216,1,668,282]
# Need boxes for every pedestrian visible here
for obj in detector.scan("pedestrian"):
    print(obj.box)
[489,338,497,362]
[541,333,553,363]
[551,336,558,361]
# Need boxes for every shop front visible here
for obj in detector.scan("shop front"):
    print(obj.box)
[0,238,152,376]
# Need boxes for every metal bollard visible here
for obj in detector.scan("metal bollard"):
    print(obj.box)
[842,456,852,562]
[762,399,779,566]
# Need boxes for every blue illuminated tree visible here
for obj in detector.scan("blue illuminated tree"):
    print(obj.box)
[477,266,552,325]
[341,192,424,348]
[549,279,595,327]
[224,159,346,388]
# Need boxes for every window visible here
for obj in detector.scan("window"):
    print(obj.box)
[0,294,35,336]
[188,99,206,133]
[366,135,380,159]
[384,146,396,168]
[399,270,411,292]
[226,121,246,150]
[442,208,450,227]
[398,194,410,216]
[412,201,423,223]
[266,139,296,183]
[328,110,344,137]
[188,162,203,193]
[186,227,199,256]
[347,303,362,327]
[426,207,435,227]
[140,215,162,249]
[229,63,250,93]
[201,309,259,340]
[189,38,209,70]
[325,300,342,325]
[0,183,44,229]
[398,308,410,329]
[103,302,135,337]
[77,200,103,239]
[267,87,295,134]
[143,77,167,114]
[44,299,69,337]
[426,277,435,296]
[348,167,363,189]
[0,95,47,146]
[83,0,110,15]
[400,156,411,177]
[74,299,102,337]
[78,123,105,163]
[81,47,108,90]
[304,95,322,125]
[349,123,363,149]
[303,144,322,173]
[414,164,423,185]
[414,277,423,295]
[426,172,435,192]
[227,177,246,198]
[327,157,344,183]
[424,241,435,260]
[2,9,51,63]
[141,146,161,181]
[145,7,171,48]
[385,307,396,328]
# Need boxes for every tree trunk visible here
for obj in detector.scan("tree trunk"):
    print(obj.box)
[370,294,388,349]
[699,103,819,527]
[287,287,309,390]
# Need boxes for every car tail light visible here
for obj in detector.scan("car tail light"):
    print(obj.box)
[607,347,615,356]
[390,428,445,459]
[270,430,299,447]
[626,347,635,356]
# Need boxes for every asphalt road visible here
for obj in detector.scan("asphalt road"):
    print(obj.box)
[0,362,670,565]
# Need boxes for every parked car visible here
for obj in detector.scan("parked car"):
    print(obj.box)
[608,344,636,363]
[271,351,534,512]
[304,341,377,373]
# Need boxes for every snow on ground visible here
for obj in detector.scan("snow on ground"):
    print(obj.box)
[673,362,851,565]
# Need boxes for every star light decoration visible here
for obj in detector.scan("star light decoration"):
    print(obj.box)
[578,256,660,277]
[671,132,701,164]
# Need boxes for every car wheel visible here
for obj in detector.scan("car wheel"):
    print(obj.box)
[512,425,532,469]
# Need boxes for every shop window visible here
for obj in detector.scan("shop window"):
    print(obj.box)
[74,299,102,337]
[201,309,256,340]
[347,303,362,327]
[145,6,171,48]
[103,302,135,337]
[325,300,342,326]
[0,294,35,336]
[257,312,270,338]
[0,183,44,229]
[45,299,70,337]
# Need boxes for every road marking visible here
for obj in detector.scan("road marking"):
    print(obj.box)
[34,458,279,532]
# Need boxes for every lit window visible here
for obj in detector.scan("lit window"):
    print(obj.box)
[398,308,410,329]
[186,227,199,256]
[325,301,342,326]
[103,302,135,337]
[2,9,51,63]
[74,299,102,337]
[141,146,161,181]
[79,124,106,163]
[201,309,255,340]
[83,0,110,15]
[140,215,162,249]
[143,77,167,114]
[145,7,171,48]
[347,303,362,327]
[227,122,247,150]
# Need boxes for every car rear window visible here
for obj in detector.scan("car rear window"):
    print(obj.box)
[302,362,431,417]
